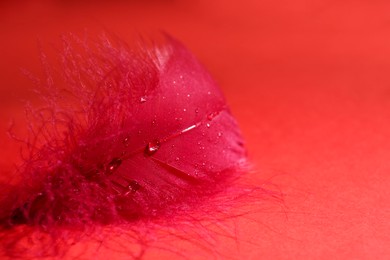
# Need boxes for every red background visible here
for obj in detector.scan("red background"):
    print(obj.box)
[1,0,390,259]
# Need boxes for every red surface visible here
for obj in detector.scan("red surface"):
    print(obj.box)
[1,0,390,259]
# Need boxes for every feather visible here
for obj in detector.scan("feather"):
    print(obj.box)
[1,34,247,233]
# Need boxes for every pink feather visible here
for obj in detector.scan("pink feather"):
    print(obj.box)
[0,34,248,253]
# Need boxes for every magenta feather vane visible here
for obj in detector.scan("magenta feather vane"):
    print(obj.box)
[0,34,250,257]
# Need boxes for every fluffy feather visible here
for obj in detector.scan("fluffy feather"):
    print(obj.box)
[0,34,247,233]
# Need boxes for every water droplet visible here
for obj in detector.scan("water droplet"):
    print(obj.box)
[175,157,180,161]
[206,123,211,128]
[187,94,191,97]
[218,132,223,137]
[179,75,183,79]
[140,96,147,103]
[207,91,211,95]
[145,140,160,155]
[123,137,129,147]
[183,108,187,112]
[128,180,141,193]
[195,108,199,113]
[107,158,122,174]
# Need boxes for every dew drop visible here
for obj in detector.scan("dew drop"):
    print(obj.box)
[123,137,129,147]
[128,180,141,193]
[206,123,211,128]
[145,140,160,155]
[183,108,187,112]
[107,158,122,174]
[208,111,220,120]
[140,96,147,103]
[217,132,223,137]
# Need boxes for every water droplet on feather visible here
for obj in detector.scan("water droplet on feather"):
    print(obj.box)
[128,180,141,193]
[145,140,160,155]
[107,158,122,174]
[123,137,129,147]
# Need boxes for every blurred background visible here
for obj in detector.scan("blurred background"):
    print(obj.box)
[1,0,390,259]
